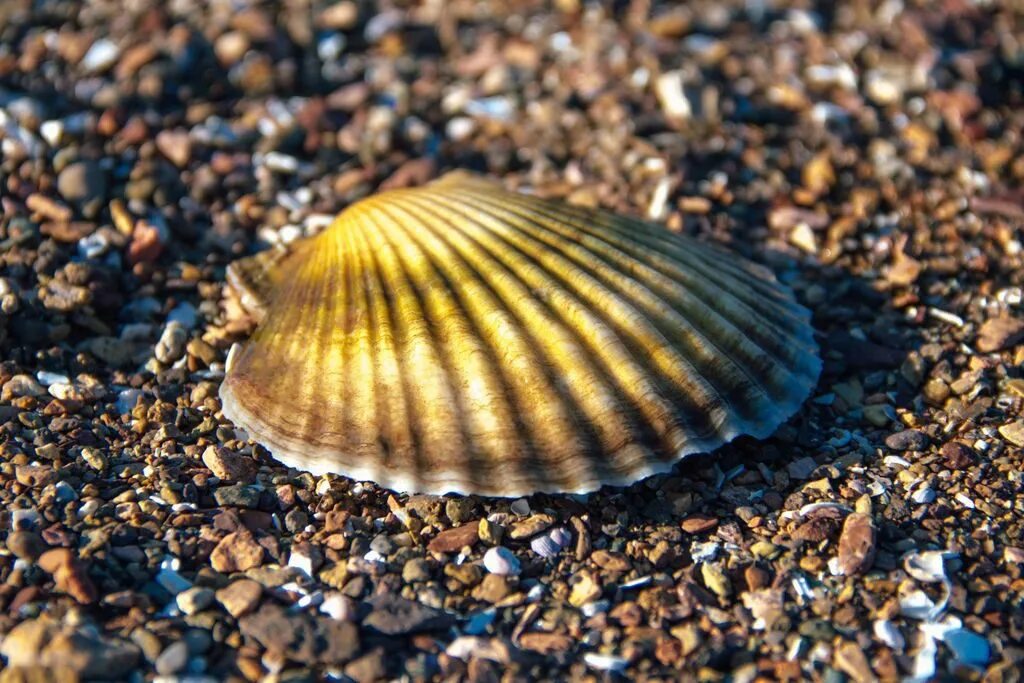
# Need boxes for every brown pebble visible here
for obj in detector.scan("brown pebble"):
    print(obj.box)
[210,530,265,573]
[427,523,479,554]
[836,513,877,576]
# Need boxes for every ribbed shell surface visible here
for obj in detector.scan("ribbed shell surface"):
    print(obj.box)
[219,172,821,496]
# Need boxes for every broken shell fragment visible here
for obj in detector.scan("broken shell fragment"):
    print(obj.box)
[220,171,821,496]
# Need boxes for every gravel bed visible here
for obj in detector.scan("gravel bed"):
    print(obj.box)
[0,1,1022,681]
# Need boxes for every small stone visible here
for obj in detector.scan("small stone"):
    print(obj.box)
[700,563,731,598]
[836,513,876,576]
[127,220,165,265]
[998,420,1024,447]
[863,404,893,427]
[671,622,703,656]
[789,222,818,254]
[363,594,454,635]
[443,562,482,586]
[680,514,718,534]
[155,641,189,675]
[474,573,511,603]
[344,648,387,683]
[444,497,476,525]
[155,321,188,364]
[568,570,601,607]
[518,632,574,655]
[787,457,818,480]
[482,547,521,576]
[6,530,46,560]
[427,523,478,553]
[215,579,262,618]
[655,70,691,122]
[37,548,98,604]
[509,513,554,539]
[402,558,431,583]
[202,446,257,482]
[910,487,936,504]
[80,446,108,472]
[834,640,875,683]
[478,518,504,545]
[1,617,140,678]
[176,586,215,615]
[976,316,1024,353]
[941,442,974,468]
[944,629,990,666]
[81,39,119,73]
[211,531,265,573]
[214,484,262,508]
[3,374,46,400]
[155,129,192,168]
[239,604,360,665]
[57,160,106,204]
[884,429,929,451]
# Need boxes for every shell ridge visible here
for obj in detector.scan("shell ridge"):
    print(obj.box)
[367,200,555,491]
[482,191,814,358]
[351,205,476,489]
[519,194,797,308]
[384,194,617,489]
[349,208,425,488]
[252,232,337,441]
[404,190,703,464]
[221,237,345,465]
[475,190,822,390]
[437,188,788,428]
[393,191,661,479]
[497,192,809,334]
[427,188,751,444]
[343,210,387,478]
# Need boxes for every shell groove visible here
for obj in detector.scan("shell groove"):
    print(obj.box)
[220,171,821,496]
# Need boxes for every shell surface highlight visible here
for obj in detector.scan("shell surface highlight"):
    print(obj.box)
[220,172,821,496]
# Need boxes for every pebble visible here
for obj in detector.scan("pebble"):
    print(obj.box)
[215,579,262,618]
[655,70,691,122]
[482,546,520,576]
[210,531,265,573]
[884,429,929,451]
[427,522,478,553]
[155,129,192,168]
[154,321,189,364]
[0,617,140,678]
[836,513,877,576]
[202,446,257,482]
[976,316,1024,352]
[155,641,189,675]
[81,39,119,73]
[57,160,106,204]
[176,586,215,615]
[363,593,454,635]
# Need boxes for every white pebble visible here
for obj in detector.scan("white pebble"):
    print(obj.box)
[40,119,63,146]
[873,619,905,650]
[320,592,356,621]
[482,546,520,576]
[510,498,530,516]
[446,117,476,142]
[36,370,70,387]
[910,487,936,504]
[583,652,628,673]
[82,39,120,73]
[176,586,214,615]
[655,70,691,122]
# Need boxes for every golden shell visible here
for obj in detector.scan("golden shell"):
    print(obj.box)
[220,171,821,496]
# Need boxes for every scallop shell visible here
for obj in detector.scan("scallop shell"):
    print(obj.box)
[220,171,821,496]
